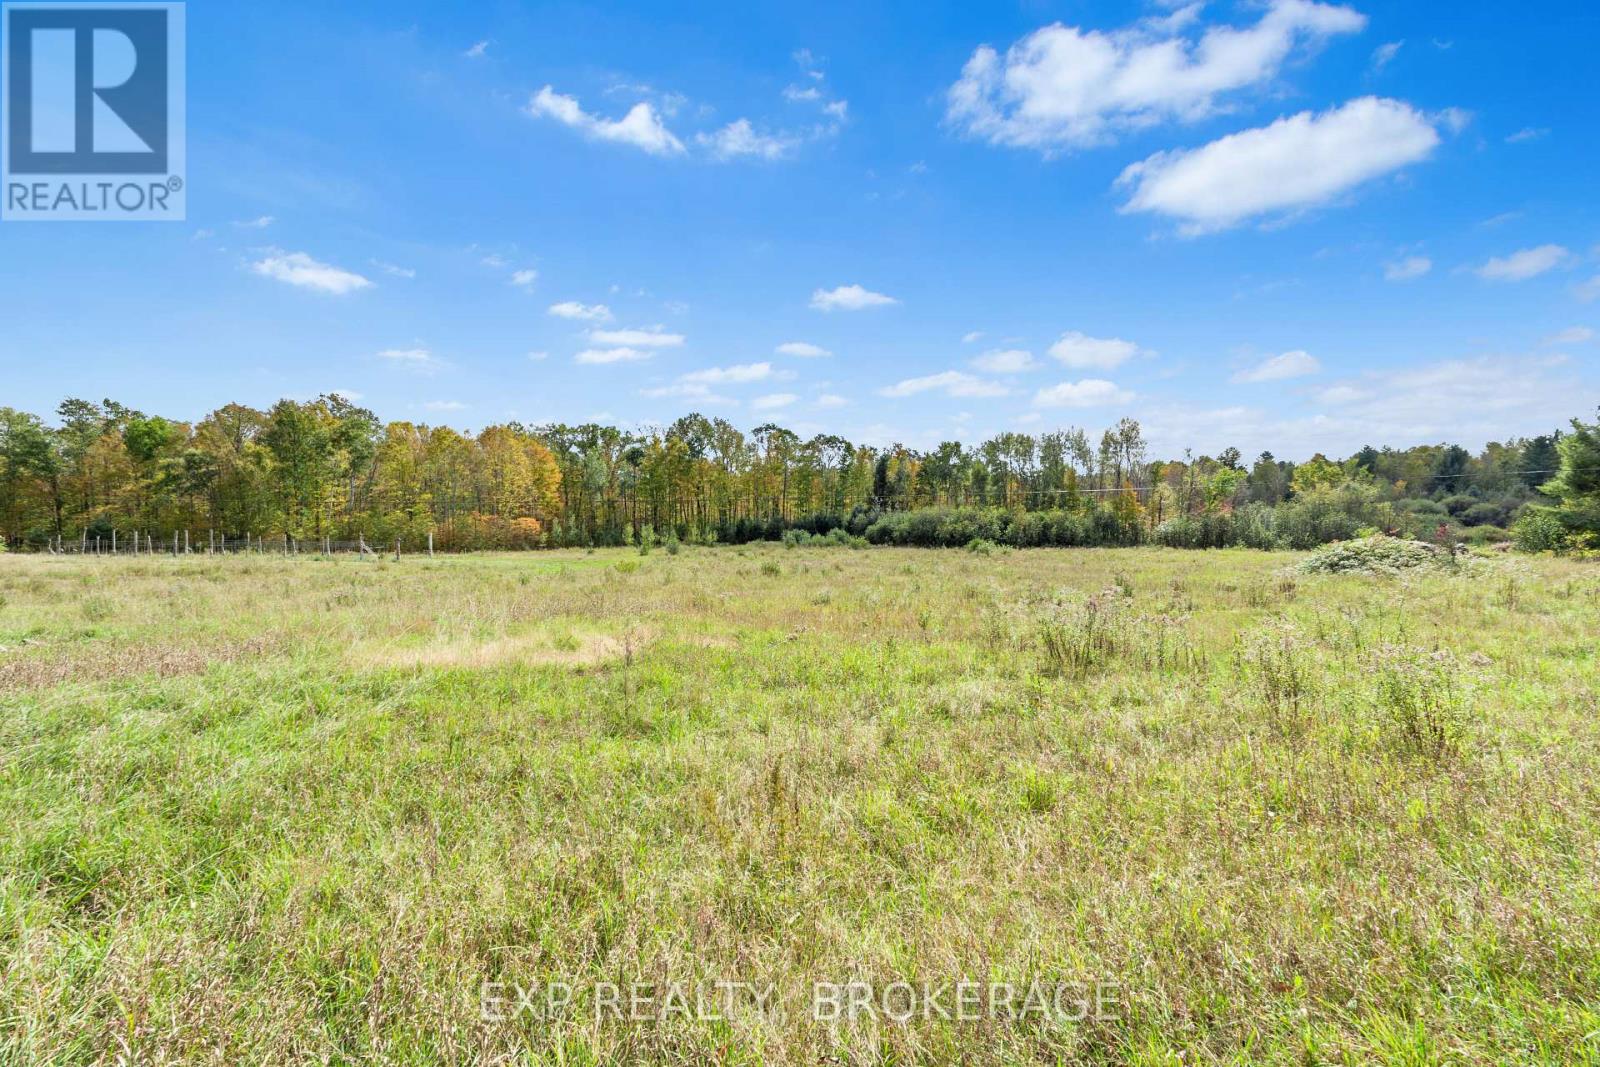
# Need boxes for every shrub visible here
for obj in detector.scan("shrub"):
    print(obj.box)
[1512,509,1567,553]
[966,537,995,556]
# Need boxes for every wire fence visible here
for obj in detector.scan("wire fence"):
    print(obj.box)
[7,532,440,558]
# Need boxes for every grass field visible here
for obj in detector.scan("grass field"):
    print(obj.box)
[2,545,1599,1064]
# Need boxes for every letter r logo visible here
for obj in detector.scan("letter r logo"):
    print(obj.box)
[5,5,169,174]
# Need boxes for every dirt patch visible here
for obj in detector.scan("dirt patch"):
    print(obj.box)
[361,627,655,671]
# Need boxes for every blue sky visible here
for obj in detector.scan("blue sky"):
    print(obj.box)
[2,0,1598,459]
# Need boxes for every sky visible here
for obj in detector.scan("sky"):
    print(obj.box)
[2,0,1598,461]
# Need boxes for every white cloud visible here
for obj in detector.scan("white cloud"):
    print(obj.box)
[961,331,985,344]
[1474,244,1571,282]
[1048,331,1147,369]
[972,348,1038,373]
[639,382,734,404]
[251,251,372,295]
[526,86,685,155]
[510,269,538,289]
[880,371,1008,399]
[464,40,489,58]
[1033,379,1134,407]
[371,260,416,279]
[233,215,274,229]
[697,119,798,161]
[528,351,549,361]
[784,85,822,102]
[1544,326,1594,346]
[588,326,684,348]
[377,347,444,374]
[424,400,468,412]
[776,341,831,358]
[681,362,774,384]
[1384,255,1432,281]
[1231,349,1321,382]
[480,253,508,269]
[946,0,1366,152]
[1505,127,1548,144]
[576,347,653,364]
[815,394,850,408]
[1117,97,1442,234]
[324,388,364,402]
[810,284,899,312]
[1370,40,1402,71]
[548,301,613,322]
[752,393,799,411]
[1576,276,1600,303]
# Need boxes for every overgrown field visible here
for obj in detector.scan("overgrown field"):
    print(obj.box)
[1,546,1598,1065]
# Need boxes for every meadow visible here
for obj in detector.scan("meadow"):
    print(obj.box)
[1,544,1597,1065]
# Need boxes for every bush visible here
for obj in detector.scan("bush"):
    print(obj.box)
[1512,509,1567,553]
[966,537,996,555]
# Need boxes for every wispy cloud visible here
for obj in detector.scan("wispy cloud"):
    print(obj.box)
[463,40,489,59]
[1231,350,1321,383]
[971,348,1037,373]
[576,347,653,365]
[526,86,685,155]
[233,215,274,229]
[549,301,613,322]
[371,259,416,279]
[696,119,798,161]
[1544,326,1594,346]
[377,347,446,374]
[588,326,684,348]
[811,284,898,312]
[1474,244,1572,282]
[510,269,539,290]
[776,341,830,358]
[880,371,1007,398]
[251,251,372,295]
[751,392,799,411]
[1384,255,1432,281]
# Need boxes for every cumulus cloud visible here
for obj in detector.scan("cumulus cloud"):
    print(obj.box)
[946,0,1366,152]
[776,341,831,358]
[696,119,798,161]
[1384,255,1432,281]
[1474,244,1572,282]
[1117,97,1442,234]
[1231,349,1321,382]
[251,251,372,295]
[961,331,985,344]
[588,327,685,348]
[972,348,1038,373]
[880,371,1008,399]
[526,86,685,155]
[1048,332,1147,369]
[510,269,538,289]
[548,301,613,322]
[576,347,653,364]
[815,394,850,408]
[810,284,899,312]
[1033,379,1134,407]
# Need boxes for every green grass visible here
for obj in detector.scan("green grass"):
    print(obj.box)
[2,546,1598,1064]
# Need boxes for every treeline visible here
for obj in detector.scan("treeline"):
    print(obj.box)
[0,395,1595,553]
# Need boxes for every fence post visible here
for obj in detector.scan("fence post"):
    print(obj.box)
[172,532,178,556]
[81,529,87,554]
[428,531,434,558]
[112,530,117,554]
[394,537,401,562]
